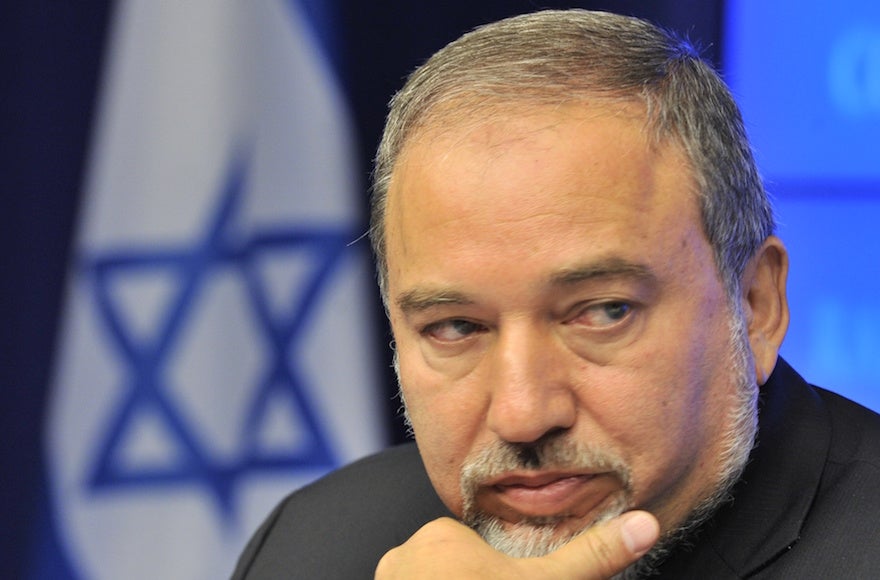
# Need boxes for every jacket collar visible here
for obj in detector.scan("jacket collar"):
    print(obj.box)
[656,358,831,577]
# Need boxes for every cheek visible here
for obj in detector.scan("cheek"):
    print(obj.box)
[579,364,688,448]
[582,324,722,460]
[601,327,736,506]
[397,348,485,516]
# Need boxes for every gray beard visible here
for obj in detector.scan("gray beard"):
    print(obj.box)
[460,438,634,558]
[458,309,760,578]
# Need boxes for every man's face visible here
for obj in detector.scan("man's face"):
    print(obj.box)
[384,103,756,552]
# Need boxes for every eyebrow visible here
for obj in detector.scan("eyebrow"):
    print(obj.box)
[549,258,658,287]
[396,288,475,315]
[395,258,657,315]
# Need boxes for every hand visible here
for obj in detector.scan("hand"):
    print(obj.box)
[374,510,659,579]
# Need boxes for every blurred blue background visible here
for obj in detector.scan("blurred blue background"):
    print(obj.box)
[725,0,880,411]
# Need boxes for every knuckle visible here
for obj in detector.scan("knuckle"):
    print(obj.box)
[585,533,622,577]
[375,548,399,578]
[422,517,461,540]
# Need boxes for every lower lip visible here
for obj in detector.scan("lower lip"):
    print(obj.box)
[490,474,611,518]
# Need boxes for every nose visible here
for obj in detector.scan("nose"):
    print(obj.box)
[485,322,577,444]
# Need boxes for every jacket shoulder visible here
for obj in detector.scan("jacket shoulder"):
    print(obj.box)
[232,443,450,579]
[816,385,880,467]
[755,386,880,578]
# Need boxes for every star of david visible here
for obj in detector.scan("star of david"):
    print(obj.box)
[81,158,357,519]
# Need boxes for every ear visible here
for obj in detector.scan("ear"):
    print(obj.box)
[741,236,790,385]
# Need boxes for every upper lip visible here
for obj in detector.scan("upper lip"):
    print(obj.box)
[483,470,598,489]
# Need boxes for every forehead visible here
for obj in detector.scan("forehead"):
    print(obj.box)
[384,103,704,294]
[390,101,690,204]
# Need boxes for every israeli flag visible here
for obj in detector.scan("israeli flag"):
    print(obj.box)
[46,1,385,578]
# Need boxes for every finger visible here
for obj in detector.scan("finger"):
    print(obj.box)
[375,518,486,578]
[535,511,660,580]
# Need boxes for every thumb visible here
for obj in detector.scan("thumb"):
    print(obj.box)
[536,511,660,579]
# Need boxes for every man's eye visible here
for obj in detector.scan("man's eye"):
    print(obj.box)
[421,319,484,342]
[575,301,633,328]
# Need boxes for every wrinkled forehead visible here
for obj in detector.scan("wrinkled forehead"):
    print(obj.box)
[385,100,701,257]
[386,99,688,210]
[398,95,652,159]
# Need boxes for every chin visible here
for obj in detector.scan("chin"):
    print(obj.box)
[469,498,630,558]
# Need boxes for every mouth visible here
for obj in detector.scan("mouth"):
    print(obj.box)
[478,470,622,522]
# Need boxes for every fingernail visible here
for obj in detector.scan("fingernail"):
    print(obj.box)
[620,512,659,556]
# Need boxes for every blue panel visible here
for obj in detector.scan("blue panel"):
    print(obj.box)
[725,0,880,410]
[775,197,880,411]
[724,0,880,180]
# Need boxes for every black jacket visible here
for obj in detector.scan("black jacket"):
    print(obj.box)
[232,359,880,578]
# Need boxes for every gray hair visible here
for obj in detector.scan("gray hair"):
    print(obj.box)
[370,9,774,304]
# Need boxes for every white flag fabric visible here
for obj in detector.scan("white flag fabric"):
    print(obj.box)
[46,1,385,578]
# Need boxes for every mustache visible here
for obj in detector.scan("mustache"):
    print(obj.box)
[459,434,633,510]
